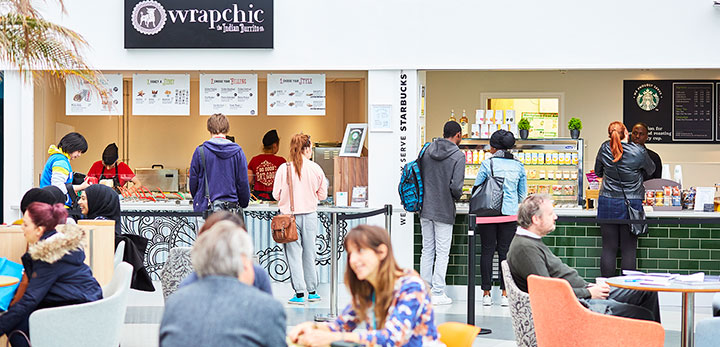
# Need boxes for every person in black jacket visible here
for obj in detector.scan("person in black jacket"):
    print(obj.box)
[630,123,662,180]
[1,203,102,347]
[594,121,655,277]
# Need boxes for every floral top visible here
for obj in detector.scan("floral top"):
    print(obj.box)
[327,270,444,347]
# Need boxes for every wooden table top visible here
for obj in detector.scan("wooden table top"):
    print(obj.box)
[608,276,720,293]
[0,275,20,287]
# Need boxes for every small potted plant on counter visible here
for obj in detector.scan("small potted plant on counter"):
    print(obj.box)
[568,117,582,139]
[518,118,530,140]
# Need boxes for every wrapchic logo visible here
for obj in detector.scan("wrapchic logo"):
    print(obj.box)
[131,0,167,35]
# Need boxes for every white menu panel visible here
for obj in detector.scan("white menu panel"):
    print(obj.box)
[66,74,123,115]
[132,74,190,116]
[267,74,325,115]
[199,74,258,116]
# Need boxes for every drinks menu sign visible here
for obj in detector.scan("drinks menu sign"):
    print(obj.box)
[624,80,718,143]
[199,74,258,115]
[66,74,124,116]
[266,74,326,116]
[125,0,273,48]
[132,74,190,115]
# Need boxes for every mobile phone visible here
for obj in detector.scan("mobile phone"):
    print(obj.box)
[330,341,365,347]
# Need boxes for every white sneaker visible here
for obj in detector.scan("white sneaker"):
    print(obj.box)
[501,295,509,307]
[431,293,453,305]
[482,295,492,306]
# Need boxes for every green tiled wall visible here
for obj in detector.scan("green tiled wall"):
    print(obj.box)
[413,216,720,286]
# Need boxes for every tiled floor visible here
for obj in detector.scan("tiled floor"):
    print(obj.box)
[121,282,711,346]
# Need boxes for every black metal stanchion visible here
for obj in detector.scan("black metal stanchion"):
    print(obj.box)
[467,214,476,325]
[384,204,392,236]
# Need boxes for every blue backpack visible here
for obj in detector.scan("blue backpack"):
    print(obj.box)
[398,142,431,212]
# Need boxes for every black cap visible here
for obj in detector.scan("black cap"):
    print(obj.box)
[262,130,280,147]
[42,185,67,205]
[20,188,56,214]
[490,129,516,150]
[102,143,119,166]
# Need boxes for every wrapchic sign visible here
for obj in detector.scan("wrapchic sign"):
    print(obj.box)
[124,0,273,48]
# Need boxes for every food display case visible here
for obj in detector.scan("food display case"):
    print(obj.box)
[459,138,584,207]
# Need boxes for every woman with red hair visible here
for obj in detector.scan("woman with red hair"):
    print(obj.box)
[594,121,655,277]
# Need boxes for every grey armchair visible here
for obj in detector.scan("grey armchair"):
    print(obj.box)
[501,260,537,347]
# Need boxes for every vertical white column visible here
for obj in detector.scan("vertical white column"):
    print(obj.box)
[367,70,418,269]
[3,71,34,223]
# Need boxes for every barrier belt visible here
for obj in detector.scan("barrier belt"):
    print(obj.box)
[556,216,720,225]
[338,207,389,221]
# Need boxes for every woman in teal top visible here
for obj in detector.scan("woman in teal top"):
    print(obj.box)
[39,132,90,206]
[474,130,527,306]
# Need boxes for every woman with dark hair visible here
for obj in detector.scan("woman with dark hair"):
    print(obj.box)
[289,225,442,347]
[15,186,76,225]
[78,184,155,291]
[595,121,655,277]
[474,129,526,306]
[273,133,328,304]
[0,203,101,347]
[40,132,90,205]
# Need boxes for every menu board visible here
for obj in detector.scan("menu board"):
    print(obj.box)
[717,83,720,141]
[199,74,258,116]
[266,74,325,116]
[132,74,190,115]
[66,74,123,115]
[672,82,713,141]
[521,112,558,138]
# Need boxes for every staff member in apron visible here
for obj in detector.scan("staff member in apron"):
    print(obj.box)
[87,143,142,189]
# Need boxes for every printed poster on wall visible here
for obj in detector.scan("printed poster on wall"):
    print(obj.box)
[199,74,258,115]
[132,74,190,115]
[66,74,124,115]
[267,74,325,115]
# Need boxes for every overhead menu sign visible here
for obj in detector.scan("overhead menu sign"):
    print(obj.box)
[267,74,326,116]
[132,74,190,115]
[124,0,273,48]
[199,74,258,115]
[623,80,720,144]
[672,82,713,141]
[66,74,124,115]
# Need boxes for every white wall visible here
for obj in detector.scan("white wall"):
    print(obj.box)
[28,0,720,71]
[3,72,34,222]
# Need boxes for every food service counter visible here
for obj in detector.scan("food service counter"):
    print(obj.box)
[120,201,375,281]
[414,206,720,287]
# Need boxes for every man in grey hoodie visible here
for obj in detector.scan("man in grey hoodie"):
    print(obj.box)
[419,121,465,305]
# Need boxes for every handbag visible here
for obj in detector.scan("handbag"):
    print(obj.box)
[0,257,24,312]
[469,157,505,217]
[271,164,299,243]
[613,162,648,236]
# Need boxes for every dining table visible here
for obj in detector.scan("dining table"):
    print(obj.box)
[608,275,720,347]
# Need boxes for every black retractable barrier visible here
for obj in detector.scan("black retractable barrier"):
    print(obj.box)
[315,205,393,322]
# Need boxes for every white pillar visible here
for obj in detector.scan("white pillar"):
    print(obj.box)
[3,71,34,223]
[367,70,419,269]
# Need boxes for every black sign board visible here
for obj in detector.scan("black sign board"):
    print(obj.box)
[624,80,717,144]
[124,0,273,49]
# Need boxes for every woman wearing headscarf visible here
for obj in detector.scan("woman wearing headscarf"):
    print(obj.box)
[86,143,141,189]
[78,184,155,291]
[473,129,527,307]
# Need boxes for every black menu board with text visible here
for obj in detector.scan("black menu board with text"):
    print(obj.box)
[672,82,713,141]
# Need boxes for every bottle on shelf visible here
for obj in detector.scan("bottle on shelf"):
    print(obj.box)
[449,109,457,122]
[460,110,470,138]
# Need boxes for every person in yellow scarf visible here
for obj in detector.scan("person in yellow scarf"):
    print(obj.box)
[39,132,90,206]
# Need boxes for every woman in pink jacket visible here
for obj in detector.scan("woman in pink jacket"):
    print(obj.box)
[273,133,328,304]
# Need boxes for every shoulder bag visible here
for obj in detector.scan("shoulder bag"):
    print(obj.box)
[271,164,299,243]
[199,147,214,219]
[613,162,648,236]
[469,157,505,217]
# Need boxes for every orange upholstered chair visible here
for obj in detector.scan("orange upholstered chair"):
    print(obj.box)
[527,275,664,347]
[438,322,480,347]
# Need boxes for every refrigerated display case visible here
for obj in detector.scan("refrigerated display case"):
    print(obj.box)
[458,138,584,207]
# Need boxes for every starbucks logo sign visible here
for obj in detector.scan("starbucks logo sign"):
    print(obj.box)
[634,84,662,111]
[132,0,167,35]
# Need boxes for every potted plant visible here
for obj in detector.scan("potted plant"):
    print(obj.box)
[568,117,582,139]
[517,118,531,140]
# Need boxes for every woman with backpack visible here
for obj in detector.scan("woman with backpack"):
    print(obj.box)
[474,129,527,306]
[273,133,328,305]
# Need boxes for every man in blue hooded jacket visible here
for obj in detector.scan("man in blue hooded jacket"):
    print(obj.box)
[189,113,250,218]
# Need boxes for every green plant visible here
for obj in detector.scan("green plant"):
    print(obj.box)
[517,118,531,130]
[568,117,582,131]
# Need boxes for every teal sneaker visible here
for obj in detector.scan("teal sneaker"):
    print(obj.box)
[308,293,321,302]
[288,295,305,305]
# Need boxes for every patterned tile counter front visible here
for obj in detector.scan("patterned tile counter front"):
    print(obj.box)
[414,210,720,286]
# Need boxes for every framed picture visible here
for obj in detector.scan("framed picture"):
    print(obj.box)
[340,123,367,157]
